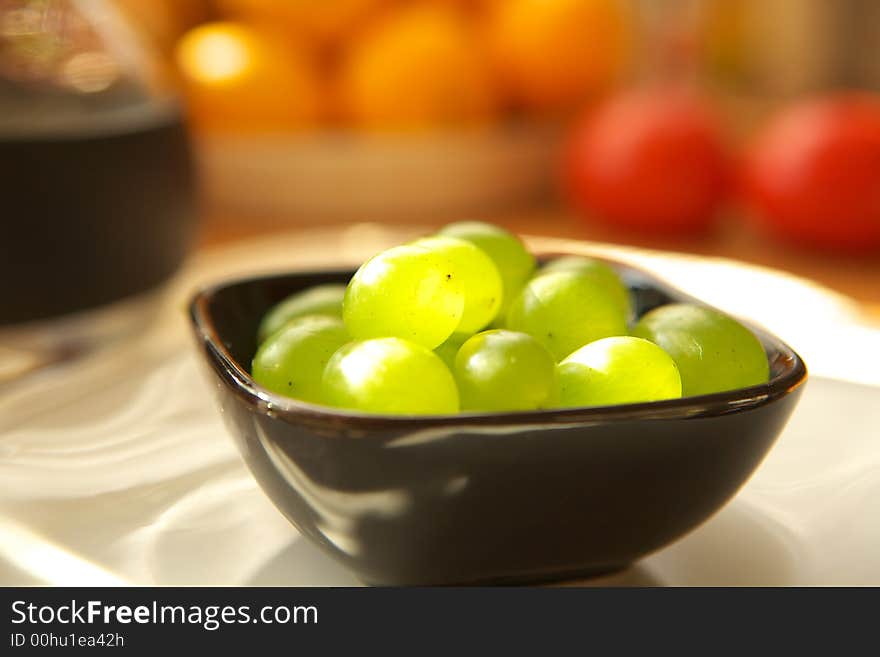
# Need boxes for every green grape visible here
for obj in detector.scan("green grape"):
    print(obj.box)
[632,303,770,396]
[536,256,632,319]
[434,332,471,369]
[558,336,682,408]
[411,236,503,332]
[252,315,349,404]
[343,243,464,349]
[506,270,628,361]
[454,330,557,412]
[257,284,346,343]
[438,221,536,316]
[322,337,459,415]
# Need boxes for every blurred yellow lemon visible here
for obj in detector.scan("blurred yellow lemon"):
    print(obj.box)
[338,6,496,129]
[217,0,387,46]
[485,0,631,113]
[176,22,322,132]
[115,0,211,52]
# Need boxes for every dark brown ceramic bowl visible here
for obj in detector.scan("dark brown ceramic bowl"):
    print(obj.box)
[189,259,807,586]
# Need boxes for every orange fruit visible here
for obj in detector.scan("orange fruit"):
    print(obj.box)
[484,0,631,113]
[175,22,322,132]
[337,6,496,129]
[216,0,387,46]
[422,0,482,7]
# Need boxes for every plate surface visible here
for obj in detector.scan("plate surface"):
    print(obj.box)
[1,227,878,585]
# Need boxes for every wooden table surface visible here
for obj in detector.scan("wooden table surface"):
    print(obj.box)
[198,207,880,321]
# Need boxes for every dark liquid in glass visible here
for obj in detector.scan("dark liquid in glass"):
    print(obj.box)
[0,105,197,325]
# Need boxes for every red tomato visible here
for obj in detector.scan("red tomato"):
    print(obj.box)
[562,89,731,234]
[742,94,880,252]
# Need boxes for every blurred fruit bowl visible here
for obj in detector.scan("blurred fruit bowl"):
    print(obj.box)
[194,121,561,222]
[174,0,633,222]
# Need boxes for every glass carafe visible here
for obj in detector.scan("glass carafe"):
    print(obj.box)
[0,0,197,379]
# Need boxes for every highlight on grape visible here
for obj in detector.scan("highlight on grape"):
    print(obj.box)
[251,222,771,415]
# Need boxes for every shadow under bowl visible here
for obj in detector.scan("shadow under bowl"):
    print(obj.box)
[189,259,807,586]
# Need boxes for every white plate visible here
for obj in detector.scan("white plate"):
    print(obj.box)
[1,227,878,586]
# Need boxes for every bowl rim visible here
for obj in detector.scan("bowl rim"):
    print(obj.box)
[189,258,808,431]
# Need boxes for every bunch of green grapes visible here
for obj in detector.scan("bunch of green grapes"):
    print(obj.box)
[250,222,770,416]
